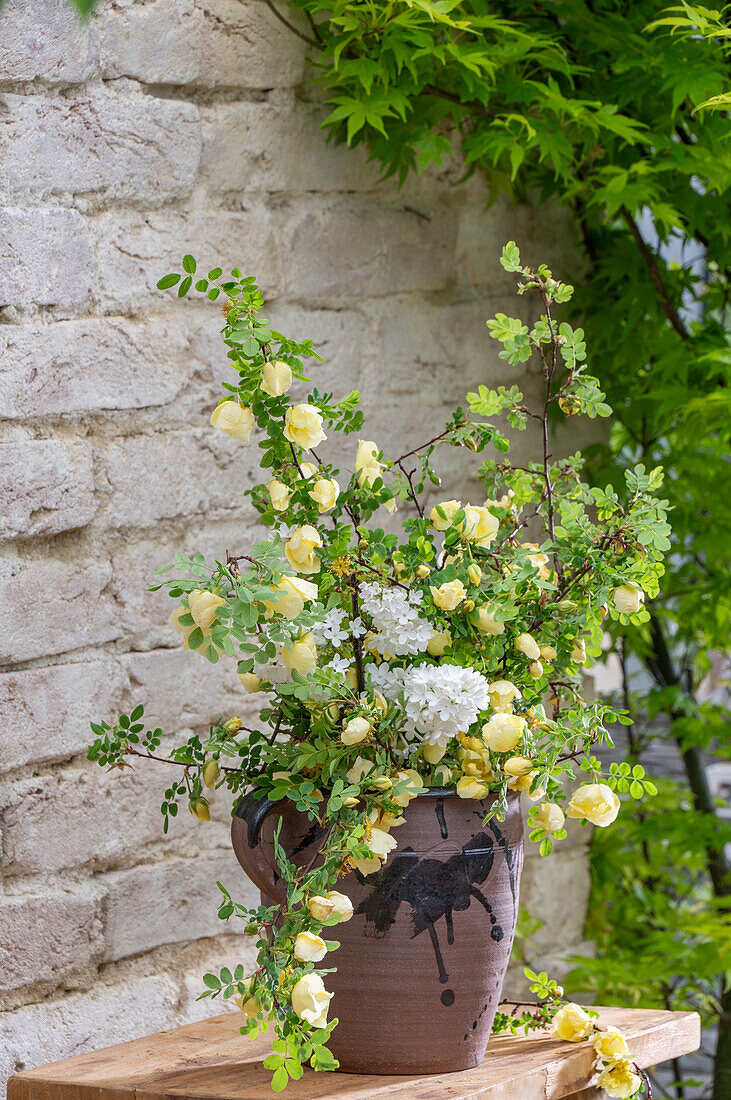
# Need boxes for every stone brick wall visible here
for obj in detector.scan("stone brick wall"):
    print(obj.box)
[0,0,589,1085]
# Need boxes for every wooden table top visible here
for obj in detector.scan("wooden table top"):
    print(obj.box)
[7,1005,700,1100]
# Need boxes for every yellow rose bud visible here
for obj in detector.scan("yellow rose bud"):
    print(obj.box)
[529,659,543,679]
[341,716,371,745]
[189,797,210,821]
[456,776,490,800]
[539,645,557,662]
[299,461,318,478]
[372,691,388,713]
[285,525,322,574]
[534,802,565,834]
[306,895,335,921]
[462,598,476,612]
[429,499,461,531]
[293,930,328,963]
[188,588,226,631]
[516,632,541,660]
[427,627,452,656]
[552,1002,594,1042]
[571,638,587,664]
[558,393,582,416]
[612,584,645,615]
[345,667,360,691]
[282,632,318,674]
[342,795,360,808]
[433,764,453,786]
[482,713,526,753]
[593,1026,630,1064]
[210,401,255,441]
[284,403,326,449]
[371,776,393,791]
[223,716,242,732]
[566,783,620,827]
[423,742,447,764]
[234,979,261,1019]
[202,760,220,789]
[262,574,319,620]
[267,478,291,512]
[260,359,292,397]
[290,972,333,1027]
[355,440,385,487]
[487,679,521,713]
[468,563,483,585]
[557,599,577,613]
[238,672,262,693]
[324,890,354,923]
[597,1060,642,1099]
[474,606,505,636]
[416,563,432,578]
[430,579,466,610]
[308,477,339,513]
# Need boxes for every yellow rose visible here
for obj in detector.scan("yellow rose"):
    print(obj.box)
[597,1059,642,1099]
[188,589,226,630]
[416,563,431,578]
[306,895,335,921]
[474,606,505,636]
[516,632,541,660]
[267,478,291,512]
[468,563,483,585]
[462,504,499,549]
[482,713,526,752]
[290,972,333,1027]
[427,627,452,656]
[346,755,376,784]
[503,756,544,799]
[293,930,328,963]
[355,440,385,487]
[429,499,461,531]
[539,645,557,662]
[487,679,521,713]
[593,1026,630,1064]
[324,890,353,923]
[566,783,620,827]
[520,541,550,580]
[534,802,565,834]
[263,574,319,619]
[238,672,262,693]
[391,768,424,807]
[284,403,326,449]
[430,579,466,610]
[309,477,340,513]
[234,978,261,1019]
[423,742,447,764]
[457,776,490,800]
[367,826,398,860]
[260,359,292,397]
[341,716,371,745]
[170,606,223,655]
[300,461,318,478]
[612,584,645,615]
[210,401,255,441]
[285,525,322,574]
[571,638,587,664]
[529,659,543,679]
[282,632,318,674]
[552,1002,594,1042]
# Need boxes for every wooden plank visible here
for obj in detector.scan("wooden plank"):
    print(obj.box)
[8,1006,700,1100]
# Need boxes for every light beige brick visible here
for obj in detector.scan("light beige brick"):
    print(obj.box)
[0,315,195,418]
[0,0,98,84]
[0,892,101,994]
[93,207,280,313]
[0,660,118,770]
[98,0,306,89]
[101,851,254,961]
[0,207,93,308]
[0,95,201,206]
[0,440,95,539]
[0,559,121,665]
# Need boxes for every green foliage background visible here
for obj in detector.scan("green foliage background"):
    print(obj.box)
[21,0,731,1096]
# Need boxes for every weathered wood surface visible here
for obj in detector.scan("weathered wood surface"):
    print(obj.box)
[8,1005,700,1100]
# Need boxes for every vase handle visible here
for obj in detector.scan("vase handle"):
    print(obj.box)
[231,790,286,902]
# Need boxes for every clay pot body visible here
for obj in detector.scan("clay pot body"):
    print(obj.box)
[231,789,523,1075]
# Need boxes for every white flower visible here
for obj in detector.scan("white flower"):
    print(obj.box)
[377,663,491,749]
[311,607,350,648]
[359,582,433,657]
[328,655,353,676]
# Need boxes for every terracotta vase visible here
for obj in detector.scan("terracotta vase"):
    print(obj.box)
[231,788,524,1075]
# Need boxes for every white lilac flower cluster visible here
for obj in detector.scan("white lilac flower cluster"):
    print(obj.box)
[311,607,364,649]
[359,582,433,658]
[367,662,491,749]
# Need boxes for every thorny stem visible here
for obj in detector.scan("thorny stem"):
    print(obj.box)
[396,459,425,518]
[126,746,245,775]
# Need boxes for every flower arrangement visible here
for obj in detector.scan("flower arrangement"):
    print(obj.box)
[88,244,669,1097]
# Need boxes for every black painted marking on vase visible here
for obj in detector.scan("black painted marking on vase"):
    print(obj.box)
[441,989,455,1006]
[435,798,449,839]
[354,832,504,996]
